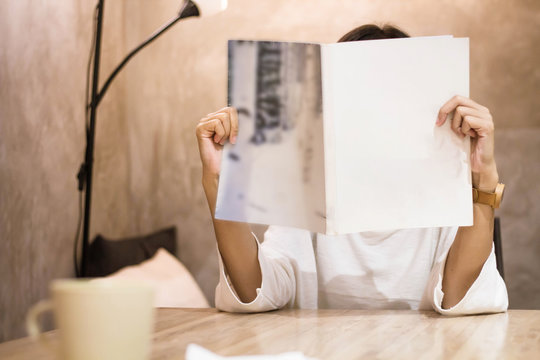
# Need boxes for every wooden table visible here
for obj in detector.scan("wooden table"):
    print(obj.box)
[1,308,539,359]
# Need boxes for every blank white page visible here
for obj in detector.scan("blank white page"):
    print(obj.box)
[321,37,472,234]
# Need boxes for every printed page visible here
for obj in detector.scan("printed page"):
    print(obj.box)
[322,37,472,233]
[215,40,326,232]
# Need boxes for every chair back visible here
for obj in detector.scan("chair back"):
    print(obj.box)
[493,217,504,279]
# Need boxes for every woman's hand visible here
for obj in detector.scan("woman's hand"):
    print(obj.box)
[437,96,498,191]
[195,107,238,179]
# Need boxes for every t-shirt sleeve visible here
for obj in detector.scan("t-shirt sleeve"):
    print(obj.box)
[214,232,295,313]
[427,227,508,315]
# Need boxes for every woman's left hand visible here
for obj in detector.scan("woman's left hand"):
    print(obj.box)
[437,95,499,191]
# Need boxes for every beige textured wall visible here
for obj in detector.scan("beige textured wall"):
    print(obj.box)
[1,0,539,342]
[0,0,127,342]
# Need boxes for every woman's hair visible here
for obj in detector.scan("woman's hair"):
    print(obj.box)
[338,24,409,42]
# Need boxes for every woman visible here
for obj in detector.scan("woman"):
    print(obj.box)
[195,24,508,315]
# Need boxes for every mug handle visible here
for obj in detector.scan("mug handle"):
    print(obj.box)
[26,299,55,350]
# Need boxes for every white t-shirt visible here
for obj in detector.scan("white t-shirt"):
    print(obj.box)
[215,226,508,315]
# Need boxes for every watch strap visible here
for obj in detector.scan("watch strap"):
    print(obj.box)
[472,183,505,209]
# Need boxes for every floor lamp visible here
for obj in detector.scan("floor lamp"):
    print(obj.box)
[77,0,227,276]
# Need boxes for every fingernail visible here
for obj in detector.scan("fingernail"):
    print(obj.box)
[231,135,236,144]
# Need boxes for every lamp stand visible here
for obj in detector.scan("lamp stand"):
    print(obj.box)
[77,0,200,276]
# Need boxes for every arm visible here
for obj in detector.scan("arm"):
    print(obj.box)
[196,107,261,303]
[436,96,501,309]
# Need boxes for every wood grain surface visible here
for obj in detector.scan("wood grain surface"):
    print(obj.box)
[1,308,539,359]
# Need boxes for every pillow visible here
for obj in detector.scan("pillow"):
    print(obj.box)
[106,248,210,308]
[85,227,176,277]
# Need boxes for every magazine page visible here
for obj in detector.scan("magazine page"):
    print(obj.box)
[322,37,472,233]
[215,40,326,232]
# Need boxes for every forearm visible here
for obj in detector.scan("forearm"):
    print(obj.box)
[203,174,262,303]
[442,167,498,308]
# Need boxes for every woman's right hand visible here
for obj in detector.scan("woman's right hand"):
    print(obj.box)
[195,107,238,179]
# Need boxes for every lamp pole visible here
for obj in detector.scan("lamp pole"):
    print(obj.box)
[78,0,201,276]
[80,0,104,277]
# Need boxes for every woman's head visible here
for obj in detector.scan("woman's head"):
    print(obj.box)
[338,24,409,42]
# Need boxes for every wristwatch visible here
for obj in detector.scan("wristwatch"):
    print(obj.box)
[472,183,505,209]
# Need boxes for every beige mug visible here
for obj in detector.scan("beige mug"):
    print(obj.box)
[26,279,155,360]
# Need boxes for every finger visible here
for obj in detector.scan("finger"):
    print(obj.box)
[451,108,465,138]
[212,119,226,145]
[200,112,227,124]
[462,115,494,137]
[204,106,237,123]
[205,106,231,117]
[437,95,488,125]
[461,117,472,135]
[229,107,239,144]
[455,105,487,119]
[218,112,232,141]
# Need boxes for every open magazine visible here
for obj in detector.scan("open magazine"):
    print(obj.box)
[215,36,472,234]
